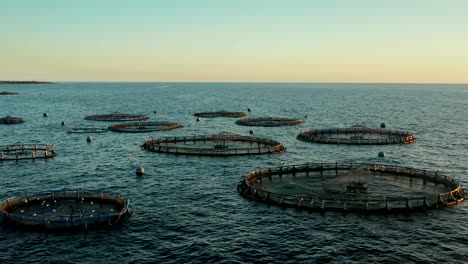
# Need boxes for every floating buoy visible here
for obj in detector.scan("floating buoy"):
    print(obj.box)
[86,135,93,143]
[43,113,48,117]
[247,108,252,112]
[136,166,145,176]
[380,122,386,128]
[304,115,308,118]
[378,151,385,158]
[61,121,67,126]
[249,129,255,134]
[153,111,157,114]
[196,117,200,122]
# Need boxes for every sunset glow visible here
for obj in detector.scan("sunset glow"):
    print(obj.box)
[1,0,467,83]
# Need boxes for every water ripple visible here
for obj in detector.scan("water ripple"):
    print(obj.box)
[1,83,467,263]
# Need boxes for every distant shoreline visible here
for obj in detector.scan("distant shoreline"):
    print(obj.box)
[0,81,53,85]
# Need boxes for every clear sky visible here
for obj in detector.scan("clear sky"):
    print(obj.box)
[1,0,467,83]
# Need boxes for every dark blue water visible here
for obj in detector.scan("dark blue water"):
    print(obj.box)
[1,83,467,263]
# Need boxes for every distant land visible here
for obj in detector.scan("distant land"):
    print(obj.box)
[0,81,53,85]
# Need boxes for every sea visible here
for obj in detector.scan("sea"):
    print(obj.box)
[0,82,467,263]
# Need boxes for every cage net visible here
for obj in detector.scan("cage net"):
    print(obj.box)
[236,117,304,127]
[0,91,19,95]
[193,111,247,118]
[109,121,183,133]
[0,190,132,230]
[0,143,56,161]
[297,125,416,145]
[238,163,466,213]
[142,132,285,156]
[67,125,108,133]
[85,112,150,122]
[0,116,24,124]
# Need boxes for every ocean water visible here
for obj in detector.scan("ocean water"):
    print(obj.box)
[0,82,467,263]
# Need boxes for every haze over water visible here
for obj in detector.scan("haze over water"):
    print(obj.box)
[1,82,467,263]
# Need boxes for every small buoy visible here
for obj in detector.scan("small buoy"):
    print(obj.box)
[378,151,385,158]
[304,115,308,118]
[154,111,157,114]
[136,166,145,176]
[86,135,93,143]
[61,121,67,126]
[380,122,386,128]
[43,112,48,117]
[249,129,254,134]
[196,117,200,122]
[247,108,252,112]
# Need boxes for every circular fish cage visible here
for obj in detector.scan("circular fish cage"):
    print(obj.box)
[0,91,19,95]
[109,121,183,133]
[0,143,56,161]
[297,125,416,145]
[238,162,466,213]
[142,132,285,156]
[0,189,133,231]
[236,117,304,127]
[0,116,25,124]
[67,126,108,134]
[84,112,150,122]
[193,111,247,118]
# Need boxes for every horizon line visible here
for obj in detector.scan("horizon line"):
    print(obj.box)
[5,80,467,85]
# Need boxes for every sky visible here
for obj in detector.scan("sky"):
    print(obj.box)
[1,0,468,83]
